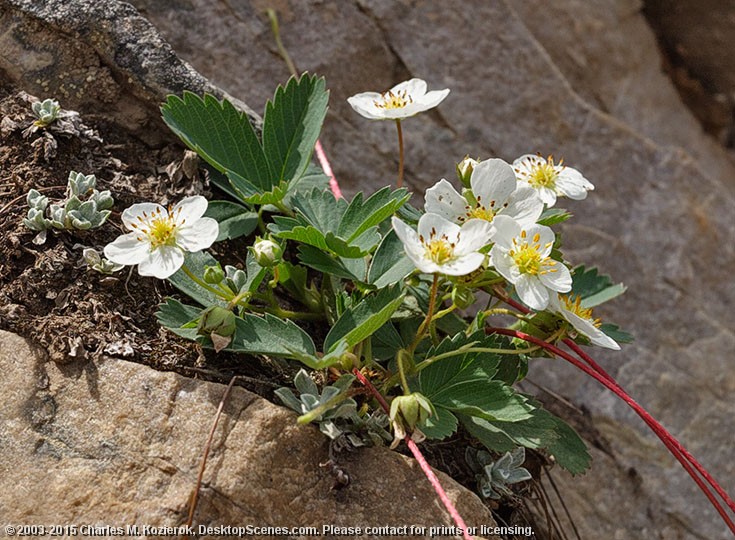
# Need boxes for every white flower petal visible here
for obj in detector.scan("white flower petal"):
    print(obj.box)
[556,169,594,200]
[121,202,165,230]
[538,186,557,207]
[347,93,384,120]
[391,217,426,264]
[489,215,521,249]
[176,217,219,252]
[103,232,150,265]
[424,179,467,223]
[538,261,572,292]
[173,195,209,224]
[501,186,543,227]
[417,213,461,244]
[523,223,555,257]
[391,78,428,98]
[419,88,450,109]
[513,154,545,170]
[470,158,517,208]
[137,246,185,279]
[515,275,549,310]
[490,247,520,282]
[455,218,493,255]
[438,252,485,276]
[565,311,620,350]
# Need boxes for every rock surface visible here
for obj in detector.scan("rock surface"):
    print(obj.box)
[0,330,499,538]
[127,1,735,538]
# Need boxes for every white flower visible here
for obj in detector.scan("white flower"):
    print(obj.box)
[425,158,543,236]
[489,215,571,310]
[391,214,492,276]
[548,294,620,350]
[347,78,450,120]
[513,154,594,207]
[104,196,219,279]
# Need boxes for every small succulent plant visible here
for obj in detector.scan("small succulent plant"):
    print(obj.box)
[32,98,62,127]
[23,171,113,243]
[276,369,392,447]
[466,446,532,500]
[82,248,123,275]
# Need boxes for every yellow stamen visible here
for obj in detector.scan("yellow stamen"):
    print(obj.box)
[560,295,601,327]
[374,90,412,110]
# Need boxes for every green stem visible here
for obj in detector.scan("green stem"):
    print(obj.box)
[262,306,323,321]
[397,349,412,395]
[395,119,405,189]
[416,344,539,373]
[181,264,233,301]
[409,274,439,354]
[267,8,299,78]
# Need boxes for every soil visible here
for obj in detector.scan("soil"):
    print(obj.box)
[0,83,597,539]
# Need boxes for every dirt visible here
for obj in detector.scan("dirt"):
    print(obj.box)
[0,85,292,398]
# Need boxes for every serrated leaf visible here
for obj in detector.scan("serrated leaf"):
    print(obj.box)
[420,406,458,440]
[283,163,331,207]
[371,321,405,360]
[263,74,329,185]
[337,187,410,242]
[545,415,591,474]
[167,251,228,307]
[205,200,258,241]
[460,409,559,452]
[291,187,347,233]
[243,181,289,205]
[297,245,365,281]
[155,298,202,340]
[419,333,534,422]
[324,286,406,352]
[325,228,380,258]
[368,229,415,287]
[571,265,626,307]
[161,92,272,192]
[537,207,572,226]
[230,313,316,358]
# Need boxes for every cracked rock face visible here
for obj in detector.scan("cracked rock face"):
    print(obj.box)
[129,1,735,538]
[0,330,498,536]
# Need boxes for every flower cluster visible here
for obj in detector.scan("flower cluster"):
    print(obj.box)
[392,153,617,349]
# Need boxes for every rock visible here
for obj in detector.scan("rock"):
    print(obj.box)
[0,0,260,145]
[0,330,499,537]
[128,1,735,537]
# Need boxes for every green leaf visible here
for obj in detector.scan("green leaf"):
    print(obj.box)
[282,163,331,207]
[243,181,289,206]
[537,207,572,226]
[167,251,227,307]
[368,229,415,287]
[599,323,634,343]
[324,286,406,352]
[291,188,346,233]
[460,409,559,452]
[337,187,410,242]
[420,406,458,440]
[230,313,316,358]
[545,415,591,474]
[161,92,272,192]
[205,200,258,241]
[571,265,626,307]
[262,74,329,185]
[297,245,365,282]
[418,333,534,422]
[156,298,202,340]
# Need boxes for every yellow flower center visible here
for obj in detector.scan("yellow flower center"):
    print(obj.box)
[528,161,558,189]
[509,230,555,276]
[133,207,182,249]
[426,238,454,264]
[375,90,412,110]
[467,205,495,222]
[560,295,601,327]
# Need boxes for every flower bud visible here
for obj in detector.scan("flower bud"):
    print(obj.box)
[456,155,479,188]
[197,306,236,338]
[389,392,434,431]
[251,237,283,268]
[203,264,225,284]
[451,286,476,309]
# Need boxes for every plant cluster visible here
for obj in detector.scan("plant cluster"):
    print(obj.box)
[466,446,532,500]
[23,171,113,244]
[88,73,636,477]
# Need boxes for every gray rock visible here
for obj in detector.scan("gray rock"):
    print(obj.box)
[129,1,735,537]
[0,330,499,537]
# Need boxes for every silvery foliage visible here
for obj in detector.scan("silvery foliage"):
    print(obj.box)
[276,369,392,447]
[466,446,532,500]
[32,98,62,127]
[23,171,113,244]
[82,248,123,275]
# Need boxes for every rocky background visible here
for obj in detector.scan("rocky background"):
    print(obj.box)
[1,0,733,538]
